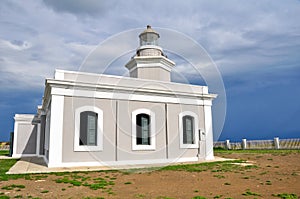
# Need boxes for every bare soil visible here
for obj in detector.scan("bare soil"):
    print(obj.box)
[1,151,299,199]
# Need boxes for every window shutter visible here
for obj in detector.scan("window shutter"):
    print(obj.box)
[183,116,194,144]
[141,116,149,145]
[87,113,97,146]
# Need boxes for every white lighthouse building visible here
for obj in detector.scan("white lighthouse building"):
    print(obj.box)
[12,25,216,168]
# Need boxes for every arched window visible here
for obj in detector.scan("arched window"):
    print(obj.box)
[183,115,194,144]
[179,111,199,149]
[132,109,156,150]
[136,113,150,145]
[74,106,103,151]
[80,111,98,146]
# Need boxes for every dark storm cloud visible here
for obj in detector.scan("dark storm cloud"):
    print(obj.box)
[42,0,115,16]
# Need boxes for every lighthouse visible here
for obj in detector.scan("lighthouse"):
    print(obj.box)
[125,25,175,81]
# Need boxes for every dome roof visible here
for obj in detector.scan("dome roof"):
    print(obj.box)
[139,25,159,37]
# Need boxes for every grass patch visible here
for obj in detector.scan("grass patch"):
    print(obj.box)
[124,181,132,185]
[40,190,49,193]
[55,174,116,192]
[0,151,9,156]
[55,176,82,186]
[265,180,272,185]
[213,195,223,199]
[135,194,146,198]
[242,190,261,196]
[259,171,268,175]
[272,193,298,199]
[1,184,25,190]
[213,174,225,179]
[192,196,207,199]
[0,159,29,181]
[161,160,256,173]
[214,149,300,154]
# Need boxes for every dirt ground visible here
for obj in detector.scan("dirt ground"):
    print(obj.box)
[1,151,299,199]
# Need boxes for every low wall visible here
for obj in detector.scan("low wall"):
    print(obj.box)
[0,145,10,150]
[214,138,300,150]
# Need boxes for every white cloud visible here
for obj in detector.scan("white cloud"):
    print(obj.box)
[0,0,299,91]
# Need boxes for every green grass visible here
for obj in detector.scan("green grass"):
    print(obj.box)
[214,148,300,154]
[55,175,115,192]
[0,150,9,156]
[242,190,261,196]
[213,195,223,199]
[192,196,207,199]
[1,184,25,190]
[265,180,272,185]
[40,190,49,193]
[160,160,257,173]
[272,193,298,199]
[0,159,29,181]
[213,174,225,179]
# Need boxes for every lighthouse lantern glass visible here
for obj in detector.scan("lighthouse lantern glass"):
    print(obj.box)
[140,32,159,46]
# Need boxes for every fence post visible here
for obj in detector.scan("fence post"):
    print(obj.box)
[225,140,231,150]
[274,137,280,149]
[242,139,247,150]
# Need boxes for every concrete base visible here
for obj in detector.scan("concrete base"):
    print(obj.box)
[7,156,234,174]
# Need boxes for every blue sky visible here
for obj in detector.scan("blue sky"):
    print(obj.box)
[0,0,300,142]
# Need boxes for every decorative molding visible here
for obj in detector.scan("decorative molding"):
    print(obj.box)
[54,69,64,80]
[47,69,216,100]
[131,108,156,151]
[125,55,175,72]
[51,87,214,106]
[178,111,199,149]
[74,106,104,152]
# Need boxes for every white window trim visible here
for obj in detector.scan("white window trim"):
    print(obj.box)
[74,106,103,152]
[132,108,156,151]
[179,111,199,149]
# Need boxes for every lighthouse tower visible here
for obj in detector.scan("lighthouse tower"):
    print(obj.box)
[125,25,175,81]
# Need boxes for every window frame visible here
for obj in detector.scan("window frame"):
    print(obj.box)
[179,111,199,149]
[132,109,156,151]
[74,106,103,152]
[79,111,98,146]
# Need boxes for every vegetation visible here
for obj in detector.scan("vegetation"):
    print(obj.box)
[0,159,27,181]
[160,160,257,173]
[272,193,298,199]
[242,190,261,196]
[192,196,207,199]
[0,150,299,198]
[0,150,9,156]
[1,184,25,190]
[55,174,116,193]
[214,148,300,154]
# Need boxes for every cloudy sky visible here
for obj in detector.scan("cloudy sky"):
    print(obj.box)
[0,0,300,141]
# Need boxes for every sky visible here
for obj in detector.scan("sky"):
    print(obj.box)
[0,0,300,142]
